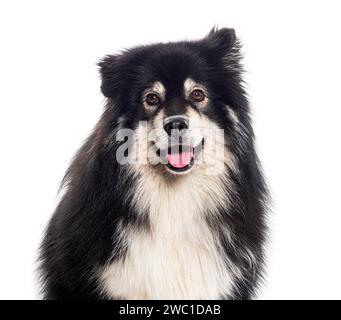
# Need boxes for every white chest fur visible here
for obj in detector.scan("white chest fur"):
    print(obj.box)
[99,170,235,299]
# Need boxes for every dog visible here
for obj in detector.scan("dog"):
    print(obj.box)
[39,27,268,300]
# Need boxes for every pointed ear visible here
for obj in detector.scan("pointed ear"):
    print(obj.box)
[203,27,243,73]
[205,27,237,56]
[98,55,124,98]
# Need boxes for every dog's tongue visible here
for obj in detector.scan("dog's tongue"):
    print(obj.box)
[167,151,193,168]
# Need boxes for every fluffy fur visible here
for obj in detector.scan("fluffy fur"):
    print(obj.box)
[39,27,269,300]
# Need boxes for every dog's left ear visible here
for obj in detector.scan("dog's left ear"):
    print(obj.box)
[98,55,125,98]
[204,27,239,59]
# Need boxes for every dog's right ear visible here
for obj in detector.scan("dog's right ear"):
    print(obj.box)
[98,55,124,98]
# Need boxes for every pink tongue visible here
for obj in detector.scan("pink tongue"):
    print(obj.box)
[167,151,193,168]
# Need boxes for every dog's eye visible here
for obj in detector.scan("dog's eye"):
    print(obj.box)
[145,93,160,106]
[191,89,205,102]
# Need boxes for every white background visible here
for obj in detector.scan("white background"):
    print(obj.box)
[0,0,340,300]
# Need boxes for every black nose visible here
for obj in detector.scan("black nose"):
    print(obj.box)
[163,116,189,136]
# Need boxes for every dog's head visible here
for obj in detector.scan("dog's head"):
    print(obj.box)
[99,28,248,177]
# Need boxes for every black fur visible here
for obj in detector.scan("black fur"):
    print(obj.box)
[39,28,269,300]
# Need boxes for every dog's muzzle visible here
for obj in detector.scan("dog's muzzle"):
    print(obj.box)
[155,116,204,174]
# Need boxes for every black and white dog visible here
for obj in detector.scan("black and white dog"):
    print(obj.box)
[39,28,268,300]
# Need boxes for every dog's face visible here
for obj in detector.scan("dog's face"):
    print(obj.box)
[99,28,246,177]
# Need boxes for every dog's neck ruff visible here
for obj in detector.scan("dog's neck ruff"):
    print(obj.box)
[99,167,239,299]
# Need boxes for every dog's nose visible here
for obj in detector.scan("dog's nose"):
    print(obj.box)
[163,116,189,136]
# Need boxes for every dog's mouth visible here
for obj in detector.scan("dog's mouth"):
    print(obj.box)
[155,139,204,174]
